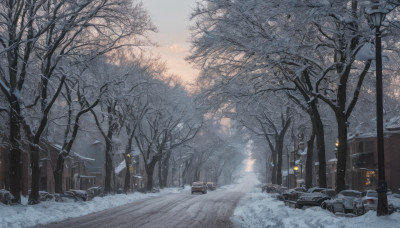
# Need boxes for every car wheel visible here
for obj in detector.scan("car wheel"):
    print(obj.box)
[362,205,365,215]
[321,202,327,209]
[191,191,193,194]
[295,203,303,209]
[354,206,359,216]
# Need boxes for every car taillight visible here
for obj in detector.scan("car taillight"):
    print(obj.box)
[367,199,375,204]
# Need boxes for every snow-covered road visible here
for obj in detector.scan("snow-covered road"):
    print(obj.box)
[36,188,244,228]
[2,171,400,228]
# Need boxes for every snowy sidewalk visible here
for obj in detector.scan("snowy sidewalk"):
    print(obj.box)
[0,188,186,228]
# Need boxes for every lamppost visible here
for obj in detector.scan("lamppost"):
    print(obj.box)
[366,1,389,216]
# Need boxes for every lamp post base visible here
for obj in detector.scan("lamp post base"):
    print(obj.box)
[377,180,389,216]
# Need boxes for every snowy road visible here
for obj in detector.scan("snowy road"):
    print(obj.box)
[36,189,244,228]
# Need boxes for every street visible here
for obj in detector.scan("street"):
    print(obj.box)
[36,187,246,228]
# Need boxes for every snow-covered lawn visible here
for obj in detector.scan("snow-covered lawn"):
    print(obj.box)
[0,187,186,228]
[231,173,400,228]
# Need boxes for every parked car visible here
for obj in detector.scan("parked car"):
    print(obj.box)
[55,191,78,202]
[322,190,361,214]
[353,190,378,215]
[262,184,279,193]
[280,187,307,201]
[306,187,328,193]
[296,192,331,209]
[39,191,55,201]
[0,189,14,205]
[87,186,104,199]
[55,190,88,202]
[191,182,207,194]
[70,190,89,201]
[320,189,336,198]
[207,182,217,191]
[262,184,287,194]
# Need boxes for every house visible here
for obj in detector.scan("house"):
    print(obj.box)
[114,154,144,192]
[50,144,97,192]
[347,130,400,192]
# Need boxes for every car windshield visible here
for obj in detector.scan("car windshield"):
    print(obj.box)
[323,190,336,197]
[340,191,361,197]
[367,191,378,197]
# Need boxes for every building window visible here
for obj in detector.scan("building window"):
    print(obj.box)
[365,171,376,187]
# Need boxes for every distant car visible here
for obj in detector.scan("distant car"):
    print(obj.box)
[191,182,207,194]
[87,186,104,199]
[296,192,331,209]
[70,190,89,201]
[55,191,78,202]
[353,190,378,215]
[207,182,216,191]
[55,190,88,202]
[322,190,361,214]
[39,191,55,201]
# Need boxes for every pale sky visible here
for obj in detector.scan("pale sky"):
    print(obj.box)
[143,0,199,85]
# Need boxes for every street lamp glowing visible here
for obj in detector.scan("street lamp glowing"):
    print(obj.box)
[366,1,391,216]
[126,154,131,158]
[335,140,339,148]
[293,166,299,171]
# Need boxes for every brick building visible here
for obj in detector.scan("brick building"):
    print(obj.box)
[347,131,400,192]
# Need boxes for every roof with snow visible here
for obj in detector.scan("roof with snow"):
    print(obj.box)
[115,160,126,175]
[52,144,95,161]
[328,158,338,163]
[386,116,400,131]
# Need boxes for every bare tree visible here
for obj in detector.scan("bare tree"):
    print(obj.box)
[0,0,155,204]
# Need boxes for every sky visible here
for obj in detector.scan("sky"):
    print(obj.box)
[142,0,199,86]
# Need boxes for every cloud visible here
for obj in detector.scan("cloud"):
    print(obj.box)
[165,43,187,54]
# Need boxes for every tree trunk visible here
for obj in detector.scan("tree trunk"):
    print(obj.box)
[310,103,327,188]
[305,131,316,189]
[335,114,348,193]
[9,97,22,203]
[124,130,135,193]
[160,150,172,188]
[265,160,269,183]
[145,157,158,192]
[276,141,283,185]
[124,156,131,193]
[28,144,40,205]
[158,156,162,188]
[104,135,113,193]
[54,156,65,193]
[271,150,277,184]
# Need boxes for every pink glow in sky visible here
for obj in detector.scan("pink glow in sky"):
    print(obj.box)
[143,0,199,86]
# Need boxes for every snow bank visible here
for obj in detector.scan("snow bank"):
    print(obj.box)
[0,188,185,228]
[231,185,400,228]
